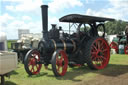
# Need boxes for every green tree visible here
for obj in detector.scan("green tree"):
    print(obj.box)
[105,20,127,35]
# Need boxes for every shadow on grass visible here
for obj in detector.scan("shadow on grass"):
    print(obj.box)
[47,64,128,81]
[47,65,93,81]
[96,64,128,77]
[27,72,48,78]
[10,71,19,75]
[3,81,17,85]
[25,64,128,82]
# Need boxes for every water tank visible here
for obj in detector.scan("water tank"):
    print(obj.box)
[0,32,7,51]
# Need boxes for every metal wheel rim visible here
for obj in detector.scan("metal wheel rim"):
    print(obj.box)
[91,38,110,69]
[56,50,68,76]
[28,51,42,74]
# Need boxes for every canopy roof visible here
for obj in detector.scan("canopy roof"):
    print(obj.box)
[59,14,115,23]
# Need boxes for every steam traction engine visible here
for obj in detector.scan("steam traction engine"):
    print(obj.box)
[110,33,128,54]
[24,5,115,76]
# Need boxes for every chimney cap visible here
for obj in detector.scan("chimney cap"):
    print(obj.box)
[41,5,48,8]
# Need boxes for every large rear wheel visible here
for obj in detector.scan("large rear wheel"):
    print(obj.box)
[85,37,110,70]
[24,49,42,75]
[51,49,68,76]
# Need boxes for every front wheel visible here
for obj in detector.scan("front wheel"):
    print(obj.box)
[24,49,42,75]
[51,49,68,76]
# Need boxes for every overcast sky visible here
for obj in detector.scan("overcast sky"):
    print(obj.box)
[0,0,128,39]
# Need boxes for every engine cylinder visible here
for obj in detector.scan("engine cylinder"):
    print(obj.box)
[51,39,76,53]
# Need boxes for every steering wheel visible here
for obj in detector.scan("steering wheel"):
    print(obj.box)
[96,24,105,37]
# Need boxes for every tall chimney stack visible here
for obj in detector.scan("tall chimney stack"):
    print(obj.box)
[41,5,48,41]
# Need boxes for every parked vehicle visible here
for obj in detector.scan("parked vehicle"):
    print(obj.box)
[11,33,41,63]
[110,33,128,54]
[24,5,114,77]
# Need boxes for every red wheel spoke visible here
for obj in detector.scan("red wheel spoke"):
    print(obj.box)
[25,50,42,75]
[56,60,60,66]
[99,57,103,61]
[92,56,97,61]
[102,49,108,52]
[56,54,59,60]
[36,64,39,69]
[95,60,98,65]
[57,65,61,72]
[91,55,95,59]
[99,57,103,63]
[100,46,104,50]
[91,49,97,52]
[28,61,32,66]
[91,52,96,55]
[30,65,34,72]
[60,62,63,66]
[90,38,110,69]
[97,58,100,64]
[100,42,104,50]
[100,56,106,60]
[60,55,63,60]
[98,58,103,66]
[97,41,100,49]
[30,68,33,72]
[33,67,35,72]
[56,54,60,65]
[52,50,68,76]
[60,56,63,64]
[92,45,98,51]
[100,41,103,49]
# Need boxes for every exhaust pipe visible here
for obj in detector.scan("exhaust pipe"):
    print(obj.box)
[41,5,48,41]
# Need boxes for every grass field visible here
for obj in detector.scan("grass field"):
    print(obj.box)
[7,40,16,50]
[1,54,128,85]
